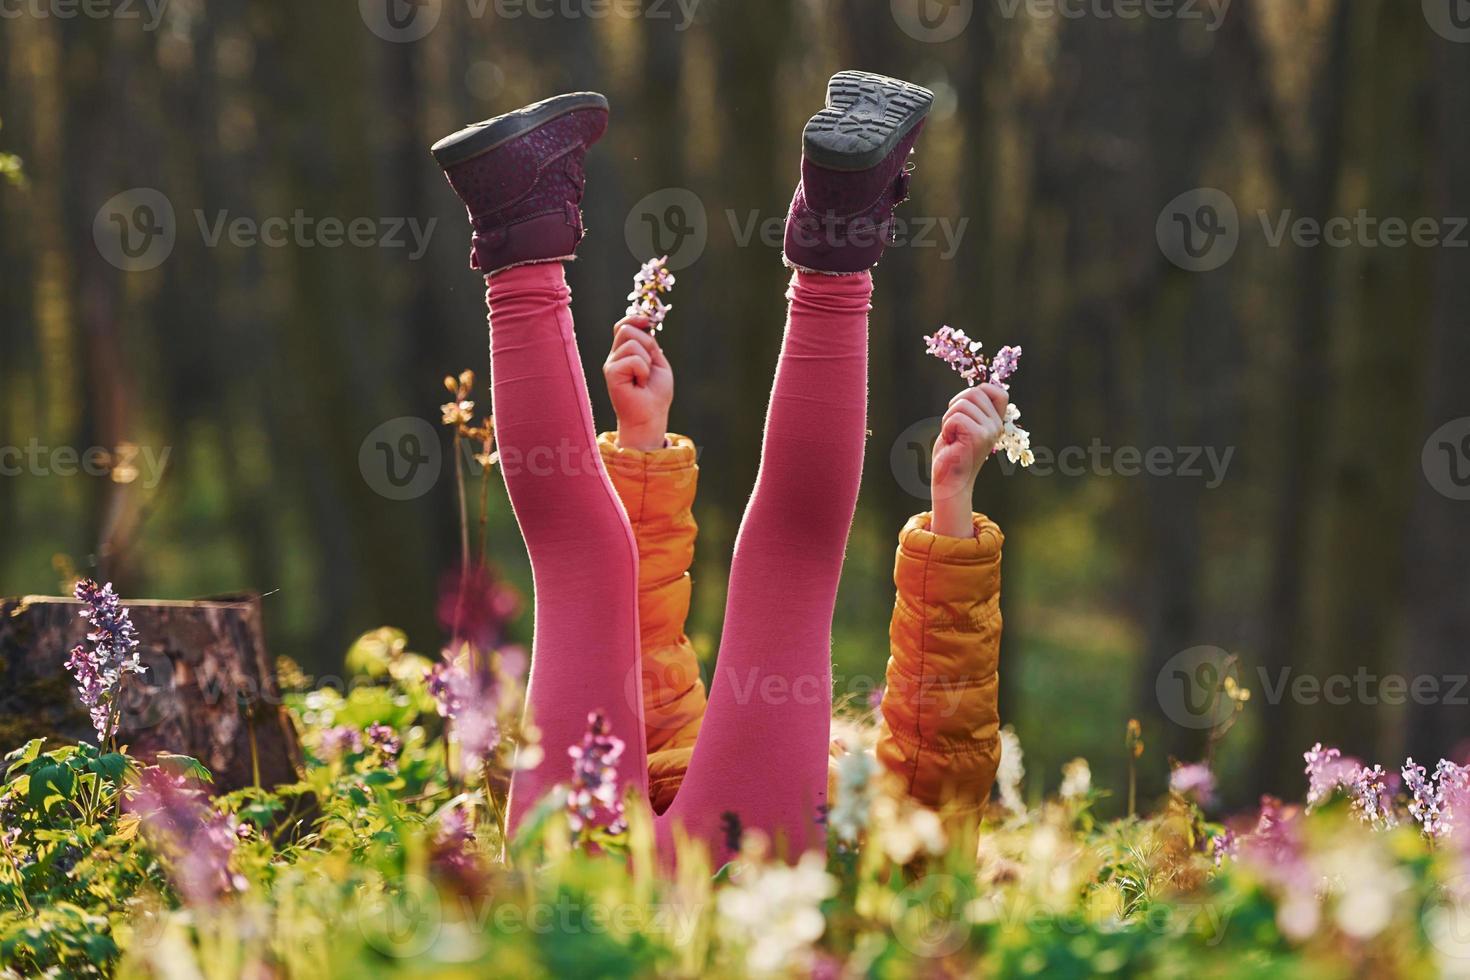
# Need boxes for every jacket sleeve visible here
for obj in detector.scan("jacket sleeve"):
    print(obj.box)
[597,432,707,813]
[877,512,1003,815]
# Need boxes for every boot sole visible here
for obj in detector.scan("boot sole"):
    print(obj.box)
[802,71,934,172]
[430,92,609,168]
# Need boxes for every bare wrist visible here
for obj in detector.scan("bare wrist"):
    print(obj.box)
[931,485,977,538]
[616,422,668,452]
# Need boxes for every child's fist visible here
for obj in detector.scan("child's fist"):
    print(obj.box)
[930,383,1009,537]
[603,318,674,452]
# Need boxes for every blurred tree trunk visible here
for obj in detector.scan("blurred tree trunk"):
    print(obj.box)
[1225,0,1353,795]
[1308,4,1430,760]
[1402,29,1470,764]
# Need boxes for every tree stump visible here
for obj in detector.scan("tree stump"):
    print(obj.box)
[0,593,302,794]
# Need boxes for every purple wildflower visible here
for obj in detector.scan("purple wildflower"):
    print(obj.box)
[922,328,1027,391]
[1170,762,1217,807]
[988,345,1023,389]
[318,725,363,760]
[566,711,627,839]
[1404,758,1470,840]
[1210,827,1237,867]
[1303,743,1360,808]
[626,255,675,331]
[366,723,402,770]
[129,768,245,906]
[65,579,147,743]
[431,801,486,896]
[1347,764,1398,830]
[923,325,986,386]
[429,653,503,771]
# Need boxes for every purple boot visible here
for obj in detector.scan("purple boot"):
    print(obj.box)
[782,71,934,275]
[432,92,609,274]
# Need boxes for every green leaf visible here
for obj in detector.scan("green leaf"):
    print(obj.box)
[27,763,74,814]
[153,753,213,783]
[241,798,285,827]
[87,753,129,782]
[4,738,44,777]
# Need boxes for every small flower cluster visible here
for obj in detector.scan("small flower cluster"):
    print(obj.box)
[427,645,530,774]
[566,711,627,839]
[924,326,1035,467]
[441,370,497,469]
[317,725,363,760]
[64,579,147,743]
[995,725,1026,813]
[996,403,1035,468]
[625,255,675,331]
[1403,757,1470,839]
[923,325,1021,389]
[366,723,402,770]
[717,848,836,975]
[1169,762,1217,808]
[1302,743,1399,829]
[129,767,246,906]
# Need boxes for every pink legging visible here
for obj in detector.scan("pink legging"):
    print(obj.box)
[490,261,870,861]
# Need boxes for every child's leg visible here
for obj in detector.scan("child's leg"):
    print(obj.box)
[487,262,649,832]
[658,71,932,860]
[659,270,872,856]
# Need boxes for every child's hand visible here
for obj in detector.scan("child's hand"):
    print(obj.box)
[603,317,674,452]
[930,383,1009,538]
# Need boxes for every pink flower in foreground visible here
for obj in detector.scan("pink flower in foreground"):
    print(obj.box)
[129,768,245,906]
[566,711,627,839]
[1170,762,1217,807]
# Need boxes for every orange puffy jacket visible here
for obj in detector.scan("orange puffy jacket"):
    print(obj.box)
[598,432,1003,817]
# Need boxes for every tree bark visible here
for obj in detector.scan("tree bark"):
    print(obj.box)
[0,593,301,794]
